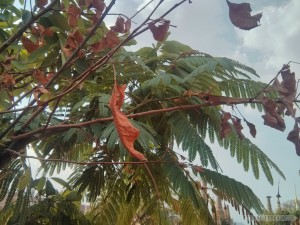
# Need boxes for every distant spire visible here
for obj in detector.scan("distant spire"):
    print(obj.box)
[276,182,281,211]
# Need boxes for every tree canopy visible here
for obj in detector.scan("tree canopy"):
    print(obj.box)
[0,0,298,224]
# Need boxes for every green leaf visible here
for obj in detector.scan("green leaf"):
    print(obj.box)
[21,10,32,24]
[34,177,46,191]
[18,168,31,191]
[66,190,82,202]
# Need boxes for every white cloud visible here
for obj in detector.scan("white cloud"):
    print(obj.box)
[235,0,300,80]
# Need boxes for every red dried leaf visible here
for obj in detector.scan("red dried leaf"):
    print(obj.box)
[261,97,286,131]
[287,123,300,156]
[33,70,48,86]
[232,117,244,140]
[92,0,105,12]
[62,46,73,57]
[106,30,120,48]
[91,40,106,53]
[1,73,15,88]
[69,30,84,45]
[220,112,232,139]
[42,27,54,36]
[148,20,170,41]
[109,83,147,161]
[111,16,125,33]
[21,36,39,53]
[244,119,256,138]
[226,0,262,30]
[67,5,81,28]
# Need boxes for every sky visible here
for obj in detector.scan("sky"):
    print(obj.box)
[111,0,300,222]
[23,0,300,223]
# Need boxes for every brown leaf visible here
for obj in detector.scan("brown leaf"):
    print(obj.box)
[69,30,84,45]
[226,0,262,30]
[220,112,232,139]
[244,119,256,138]
[67,5,81,28]
[287,122,300,156]
[109,82,147,161]
[261,97,286,131]
[148,20,170,41]
[90,40,106,53]
[21,36,39,53]
[33,70,48,86]
[106,30,120,48]
[1,73,15,88]
[111,16,125,33]
[261,113,285,131]
[232,117,244,140]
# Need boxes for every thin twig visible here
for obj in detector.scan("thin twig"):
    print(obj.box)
[12,97,261,141]
[130,0,156,19]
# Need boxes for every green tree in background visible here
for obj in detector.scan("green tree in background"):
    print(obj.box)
[0,0,298,224]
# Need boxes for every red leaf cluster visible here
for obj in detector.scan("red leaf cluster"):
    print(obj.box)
[226,0,262,30]
[148,19,170,41]
[261,97,286,131]
[111,16,131,33]
[91,30,120,53]
[109,82,147,161]
[220,112,256,140]
[273,65,296,116]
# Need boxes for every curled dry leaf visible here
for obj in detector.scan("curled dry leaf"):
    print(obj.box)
[287,122,300,156]
[244,119,256,138]
[148,19,170,42]
[33,70,49,86]
[21,36,39,53]
[109,82,147,161]
[261,97,285,131]
[232,117,244,140]
[226,0,262,30]
[111,16,131,33]
[220,112,232,139]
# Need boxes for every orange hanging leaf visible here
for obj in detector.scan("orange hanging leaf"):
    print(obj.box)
[109,83,147,161]
[33,70,48,86]
[220,112,232,139]
[67,5,81,28]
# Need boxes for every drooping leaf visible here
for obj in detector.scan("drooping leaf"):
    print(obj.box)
[109,82,147,161]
